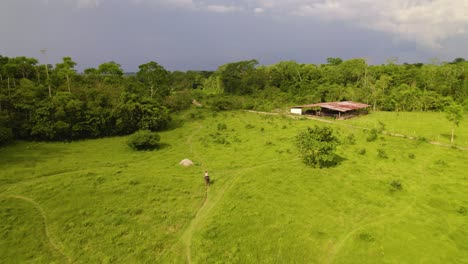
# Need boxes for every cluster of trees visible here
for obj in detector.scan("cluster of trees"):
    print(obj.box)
[198,58,467,112]
[0,54,466,144]
[0,56,180,143]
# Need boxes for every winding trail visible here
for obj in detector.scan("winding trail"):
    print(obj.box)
[324,198,416,264]
[181,123,207,264]
[180,122,299,263]
[1,156,153,193]
[3,195,72,263]
[246,110,468,151]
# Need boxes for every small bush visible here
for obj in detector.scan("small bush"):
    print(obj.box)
[346,134,356,145]
[377,120,386,133]
[417,136,428,142]
[164,90,193,112]
[127,130,161,150]
[245,124,255,129]
[0,126,14,146]
[390,180,403,192]
[457,206,467,215]
[367,129,378,142]
[295,126,339,168]
[377,149,388,159]
[211,99,234,111]
[189,111,205,120]
[359,232,375,242]
[408,153,416,159]
[217,123,227,131]
[358,148,366,155]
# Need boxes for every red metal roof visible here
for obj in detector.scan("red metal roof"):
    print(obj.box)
[291,101,370,112]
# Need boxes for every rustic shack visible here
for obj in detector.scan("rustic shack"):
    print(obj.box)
[290,101,370,119]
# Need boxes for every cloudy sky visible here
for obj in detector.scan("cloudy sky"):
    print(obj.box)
[1,0,467,71]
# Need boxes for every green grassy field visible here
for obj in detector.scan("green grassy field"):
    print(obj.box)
[343,111,468,147]
[1,109,467,263]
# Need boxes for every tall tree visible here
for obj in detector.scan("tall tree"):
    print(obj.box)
[137,61,169,99]
[98,61,123,84]
[445,102,464,144]
[40,49,52,97]
[55,57,77,93]
[219,60,258,94]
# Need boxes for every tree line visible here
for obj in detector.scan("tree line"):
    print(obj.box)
[0,55,466,144]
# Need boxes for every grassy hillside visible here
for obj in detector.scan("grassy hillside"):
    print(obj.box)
[1,110,467,263]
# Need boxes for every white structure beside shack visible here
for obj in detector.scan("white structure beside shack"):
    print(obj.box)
[290,107,303,115]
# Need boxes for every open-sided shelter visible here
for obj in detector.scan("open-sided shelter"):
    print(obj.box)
[290,101,370,119]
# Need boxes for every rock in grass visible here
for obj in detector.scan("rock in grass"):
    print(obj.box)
[179,159,194,167]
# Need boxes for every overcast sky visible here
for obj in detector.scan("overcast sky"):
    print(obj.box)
[1,0,467,71]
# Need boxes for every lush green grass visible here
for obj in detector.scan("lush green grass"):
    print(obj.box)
[342,111,468,147]
[1,110,467,263]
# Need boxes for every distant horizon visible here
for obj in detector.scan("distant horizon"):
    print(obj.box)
[2,53,465,74]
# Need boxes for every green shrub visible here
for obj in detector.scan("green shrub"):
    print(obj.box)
[457,206,467,215]
[0,126,14,146]
[346,133,356,145]
[217,123,227,131]
[127,130,161,150]
[417,136,428,142]
[295,126,340,168]
[191,112,205,120]
[377,120,386,133]
[359,232,375,242]
[358,148,366,155]
[377,149,388,159]
[390,180,403,192]
[408,153,416,159]
[367,129,378,142]
[164,90,193,112]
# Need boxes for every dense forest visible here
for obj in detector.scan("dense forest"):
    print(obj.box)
[0,55,466,143]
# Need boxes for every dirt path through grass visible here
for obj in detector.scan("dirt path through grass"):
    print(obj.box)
[247,110,468,151]
[1,156,153,192]
[182,123,207,264]
[324,199,416,264]
[4,195,72,263]
[180,122,299,263]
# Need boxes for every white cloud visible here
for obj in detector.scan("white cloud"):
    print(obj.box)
[259,0,468,49]
[203,4,238,13]
[254,7,264,13]
[70,0,468,48]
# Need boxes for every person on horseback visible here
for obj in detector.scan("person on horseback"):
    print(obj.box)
[204,171,210,186]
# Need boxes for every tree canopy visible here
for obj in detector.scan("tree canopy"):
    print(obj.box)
[0,54,466,143]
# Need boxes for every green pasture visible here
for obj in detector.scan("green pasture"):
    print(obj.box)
[0,110,467,263]
[343,111,468,147]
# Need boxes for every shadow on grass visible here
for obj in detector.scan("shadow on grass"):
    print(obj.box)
[440,133,455,141]
[320,155,347,168]
[164,119,185,131]
[157,143,171,150]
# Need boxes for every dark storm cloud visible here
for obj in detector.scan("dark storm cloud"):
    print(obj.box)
[0,0,467,71]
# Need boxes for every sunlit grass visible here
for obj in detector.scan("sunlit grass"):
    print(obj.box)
[1,109,467,263]
[343,111,468,147]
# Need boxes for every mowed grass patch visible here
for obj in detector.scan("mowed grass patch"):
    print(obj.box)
[1,109,467,263]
